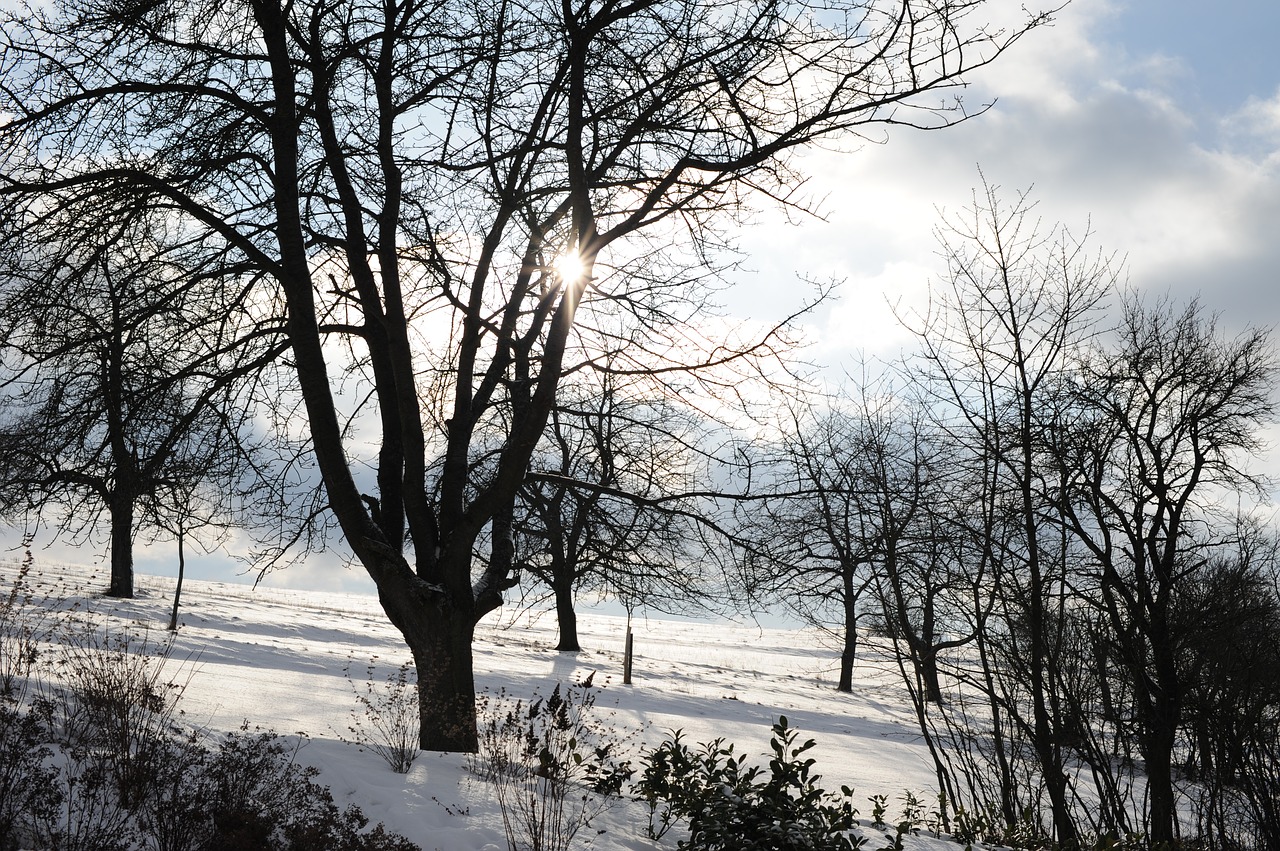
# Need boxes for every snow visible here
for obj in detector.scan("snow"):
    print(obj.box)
[7,562,965,850]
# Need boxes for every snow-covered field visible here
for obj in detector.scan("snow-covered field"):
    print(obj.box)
[6,562,961,850]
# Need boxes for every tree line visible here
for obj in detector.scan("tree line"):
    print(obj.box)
[4,0,1278,846]
[741,184,1278,847]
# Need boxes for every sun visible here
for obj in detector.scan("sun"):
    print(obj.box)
[554,252,585,285]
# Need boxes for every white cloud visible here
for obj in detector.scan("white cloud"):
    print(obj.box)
[727,0,1280,359]
[718,0,1280,493]
[1225,86,1280,151]
[809,261,933,360]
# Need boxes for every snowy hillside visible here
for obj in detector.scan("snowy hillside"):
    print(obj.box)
[5,561,965,850]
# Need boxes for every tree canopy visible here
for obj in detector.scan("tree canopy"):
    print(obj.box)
[0,0,1051,750]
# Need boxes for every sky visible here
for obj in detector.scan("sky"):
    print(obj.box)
[723,0,1280,518]
[732,0,1280,358]
[11,0,1280,596]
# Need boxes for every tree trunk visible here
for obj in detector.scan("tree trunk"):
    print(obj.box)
[623,622,634,685]
[553,572,580,652]
[1021,407,1077,846]
[412,610,479,753]
[1144,726,1178,844]
[976,626,1019,830]
[837,642,855,693]
[917,596,943,704]
[1028,575,1076,845]
[107,492,134,599]
[838,601,857,692]
[838,567,858,692]
[168,525,185,631]
[919,647,943,704]
[358,546,486,753]
[1144,646,1183,844]
[1195,717,1213,782]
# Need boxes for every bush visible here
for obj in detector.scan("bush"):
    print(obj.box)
[0,554,48,701]
[339,656,420,774]
[18,715,423,851]
[470,682,634,851]
[0,566,421,851]
[44,624,194,811]
[636,715,864,851]
[136,731,216,851]
[28,751,135,851]
[0,697,59,851]
[0,559,61,851]
[189,726,421,851]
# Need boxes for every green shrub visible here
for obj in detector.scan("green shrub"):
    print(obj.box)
[636,715,865,851]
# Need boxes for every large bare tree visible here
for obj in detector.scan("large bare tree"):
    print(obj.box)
[0,0,1051,750]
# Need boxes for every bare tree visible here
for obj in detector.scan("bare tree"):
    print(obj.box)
[514,365,717,651]
[907,179,1117,842]
[1054,298,1275,844]
[0,0,1052,750]
[906,184,1277,845]
[1171,519,1280,847]
[864,402,973,707]
[743,398,882,691]
[143,407,258,631]
[0,205,282,598]
[744,378,959,695]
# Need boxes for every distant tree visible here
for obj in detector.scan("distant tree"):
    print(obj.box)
[1171,520,1280,845]
[144,407,257,631]
[741,389,883,693]
[0,0,1052,750]
[0,206,282,598]
[863,403,974,706]
[515,367,715,652]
